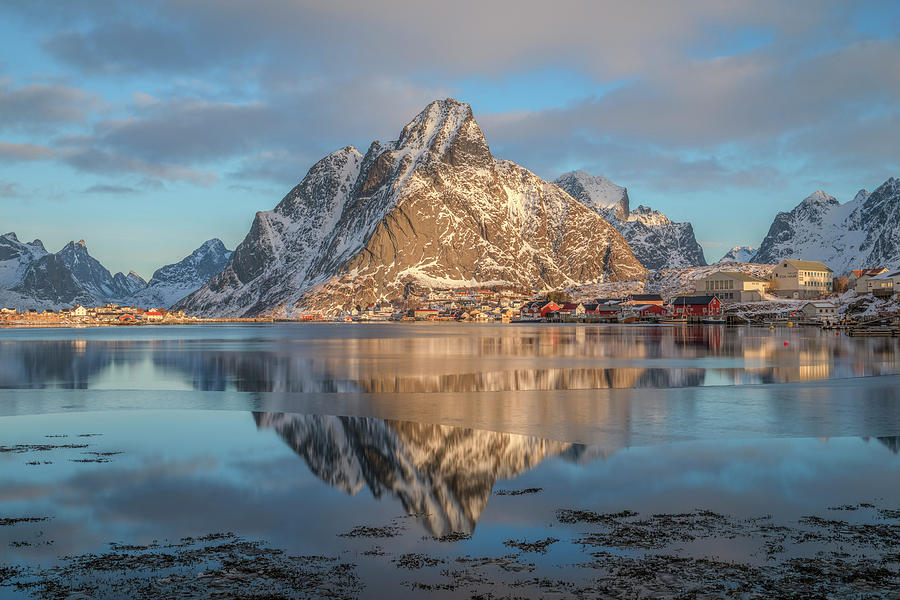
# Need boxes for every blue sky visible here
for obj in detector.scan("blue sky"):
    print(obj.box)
[1,0,899,277]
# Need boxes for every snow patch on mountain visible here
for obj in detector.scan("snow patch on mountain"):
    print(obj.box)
[718,246,756,263]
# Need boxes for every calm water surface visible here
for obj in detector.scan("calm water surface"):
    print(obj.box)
[1,323,899,597]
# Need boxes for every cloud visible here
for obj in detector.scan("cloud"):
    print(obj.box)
[0,141,55,160]
[0,181,23,197]
[0,82,103,131]
[82,184,141,195]
[61,146,217,186]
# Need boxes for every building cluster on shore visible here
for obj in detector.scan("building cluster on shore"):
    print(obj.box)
[3,259,898,327]
[0,303,191,326]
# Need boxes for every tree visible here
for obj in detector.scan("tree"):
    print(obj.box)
[832,276,849,294]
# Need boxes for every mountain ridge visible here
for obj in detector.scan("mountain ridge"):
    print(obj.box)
[178,98,646,317]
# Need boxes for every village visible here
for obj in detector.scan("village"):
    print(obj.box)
[0,303,269,327]
[3,259,899,329]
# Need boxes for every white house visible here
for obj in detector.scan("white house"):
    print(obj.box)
[800,301,838,323]
[851,268,889,293]
[866,270,900,297]
[72,305,87,317]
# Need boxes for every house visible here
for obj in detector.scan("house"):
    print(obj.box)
[558,302,586,318]
[800,301,838,323]
[866,270,900,297]
[143,310,164,321]
[413,308,440,320]
[584,300,624,321]
[850,268,889,293]
[670,295,722,319]
[624,294,664,306]
[695,271,769,303]
[519,301,561,320]
[72,305,87,317]
[621,304,667,321]
[771,259,833,299]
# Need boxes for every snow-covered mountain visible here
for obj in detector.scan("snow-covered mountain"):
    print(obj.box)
[126,239,232,308]
[178,99,646,317]
[0,234,145,310]
[554,171,707,270]
[718,246,756,263]
[254,412,600,536]
[751,179,900,273]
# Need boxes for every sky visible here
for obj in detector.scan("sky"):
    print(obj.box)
[1,0,900,278]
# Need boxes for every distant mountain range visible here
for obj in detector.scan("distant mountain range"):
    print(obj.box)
[2,98,897,313]
[554,170,707,270]
[745,179,900,273]
[0,233,231,311]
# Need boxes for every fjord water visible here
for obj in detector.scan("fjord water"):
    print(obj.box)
[1,324,899,597]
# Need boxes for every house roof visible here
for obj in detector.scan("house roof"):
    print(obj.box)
[852,268,888,277]
[672,295,718,305]
[805,302,836,308]
[869,270,900,280]
[780,259,833,272]
[706,271,768,282]
[560,303,582,310]
[628,294,663,301]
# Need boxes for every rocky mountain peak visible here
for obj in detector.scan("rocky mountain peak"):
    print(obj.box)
[555,171,706,270]
[752,177,900,272]
[801,190,838,206]
[555,170,630,221]
[178,99,645,317]
[76,239,86,248]
[393,98,491,169]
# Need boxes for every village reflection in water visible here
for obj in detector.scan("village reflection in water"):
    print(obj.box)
[2,324,899,392]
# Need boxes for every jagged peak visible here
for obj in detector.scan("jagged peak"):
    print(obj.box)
[198,238,227,251]
[2,231,18,242]
[76,239,87,248]
[852,189,869,203]
[392,98,489,165]
[555,170,629,216]
[871,176,898,195]
[800,190,837,205]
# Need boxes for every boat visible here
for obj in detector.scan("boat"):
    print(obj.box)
[659,317,688,325]
[701,317,726,324]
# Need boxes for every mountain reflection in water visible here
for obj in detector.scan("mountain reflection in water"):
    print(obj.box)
[253,412,604,536]
[1,324,899,391]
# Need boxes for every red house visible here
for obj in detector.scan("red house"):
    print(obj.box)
[670,295,722,317]
[519,301,561,320]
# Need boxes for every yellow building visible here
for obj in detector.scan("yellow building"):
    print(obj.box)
[771,259,833,299]
[695,271,769,303]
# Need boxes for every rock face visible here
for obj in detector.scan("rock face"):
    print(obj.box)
[0,234,145,310]
[126,239,232,308]
[718,246,756,263]
[178,99,646,317]
[751,179,900,273]
[555,171,707,270]
[253,412,595,536]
